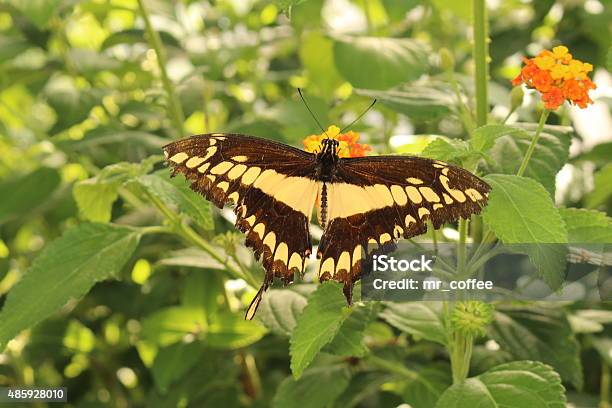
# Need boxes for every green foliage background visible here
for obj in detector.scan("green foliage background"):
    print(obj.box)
[0,0,611,407]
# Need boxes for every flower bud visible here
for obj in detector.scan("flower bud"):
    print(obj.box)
[439,48,455,72]
[510,85,525,110]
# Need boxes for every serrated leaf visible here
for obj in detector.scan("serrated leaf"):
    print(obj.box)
[488,306,582,389]
[257,286,312,336]
[379,302,446,345]
[486,129,571,196]
[471,124,529,153]
[289,281,349,378]
[559,208,612,243]
[435,361,566,408]
[334,36,429,90]
[324,302,378,357]
[137,173,213,231]
[0,167,60,224]
[273,365,351,408]
[73,181,119,223]
[586,163,612,209]
[421,137,479,167]
[356,82,456,121]
[482,175,567,288]
[0,223,141,350]
[152,341,204,393]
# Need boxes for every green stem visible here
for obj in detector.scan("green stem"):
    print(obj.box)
[516,110,550,177]
[472,0,489,128]
[144,191,259,288]
[601,359,610,408]
[137,0,186,138]
[449,332,473,383]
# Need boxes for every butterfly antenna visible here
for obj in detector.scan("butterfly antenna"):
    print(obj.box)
[339,99,377,133]
[298,88,329,138]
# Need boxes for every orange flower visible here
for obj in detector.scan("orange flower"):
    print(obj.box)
[303,125,371,158]
[512,45,596,110]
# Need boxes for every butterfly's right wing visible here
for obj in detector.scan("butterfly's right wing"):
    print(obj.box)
[163,134,319,318]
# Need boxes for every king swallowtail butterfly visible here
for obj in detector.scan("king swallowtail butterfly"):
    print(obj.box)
[163,133,490,319]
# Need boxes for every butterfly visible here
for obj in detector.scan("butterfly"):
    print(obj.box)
[163,132,490,319]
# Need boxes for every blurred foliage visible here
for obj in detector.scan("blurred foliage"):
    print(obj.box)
[0,0,611,407]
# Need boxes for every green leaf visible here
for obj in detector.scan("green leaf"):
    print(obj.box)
[137,173,213,231]
[101,29,181,50]
[44,76,103,134]
[471,124,529,154]
[152,341,204,394]
[430,0,471,21]
[0,167,60,224]
[333,36,429,90]
[0,223,141,350]
[335,371,394,408]
[482,175,567,288]
[141,306,207,347]
[324,303,378,357]
[401,364,452,408]
[586,163,612,209]
[559,208,612,243]
[488,306,582,389]
[289,281,349,378]
[257,286,312,336]
[273,365,351,408]
[73,161,156,223]
[486,129,571,196]
[421,137,480,167]
[299,32,342,96]
[66,49,122,75]
[8,0,63,29]
[592,337,612,365]
[205,312,268,349]
[356,82,456,121]
[435,361,566,408]
[379,302,446,345]
[0,35,30,61]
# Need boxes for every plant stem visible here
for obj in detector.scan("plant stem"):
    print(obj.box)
[449,331,474,383]
[137,0,186,139]
[601,359,611,408]
[516,109,550,177]
[472,0,489,128]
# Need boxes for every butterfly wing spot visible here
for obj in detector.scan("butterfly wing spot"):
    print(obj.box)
[227,164,247,179]
[405,186,423,204]
[320,257,335,279]
[336,251,351,274]
[418,207,430,219]
[288,252,303,271]
[209,138,217,146]
[393,225,404,238]
[201,146,218,162]
[228,192,239,203]
[217,181,229,193]
[232,155,249,162]
[440,175,467,203]
[253,223,266,239]
[405,214,416,227]
[433,163,445,169]
[391,185,408,206]
[442,167,449,176]
[433,203,444,210]
[352,246,363,266]
[406,177,424,184]
[274,242,289,264]
[211,161,234,175]
[205,175,216,183]
[241,167,262,185]
[263,231,277,252]
[443,193,453,204]
[379,233,392,244]
[186,156,206,168]
[245,215,257,226]
[419,186,440,202]
[170,152,189,164]
[465,188,483,201]
[197,163,210,173]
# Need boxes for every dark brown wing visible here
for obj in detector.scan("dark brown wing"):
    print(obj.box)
[317,155,490,298]
[163,133,319,319]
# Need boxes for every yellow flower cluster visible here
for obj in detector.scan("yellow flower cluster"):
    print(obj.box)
[303,125,371,158]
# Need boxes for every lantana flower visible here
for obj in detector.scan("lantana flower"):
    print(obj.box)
[303,125,371,158]
[512,45,596,110]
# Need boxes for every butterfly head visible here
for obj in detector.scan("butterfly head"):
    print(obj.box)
[319,138,340,159]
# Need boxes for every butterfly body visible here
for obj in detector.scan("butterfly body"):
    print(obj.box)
[163,132,491,319]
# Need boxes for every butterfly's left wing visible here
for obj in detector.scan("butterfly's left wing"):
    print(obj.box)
[317,155,490,299]
[163,134,319,319]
